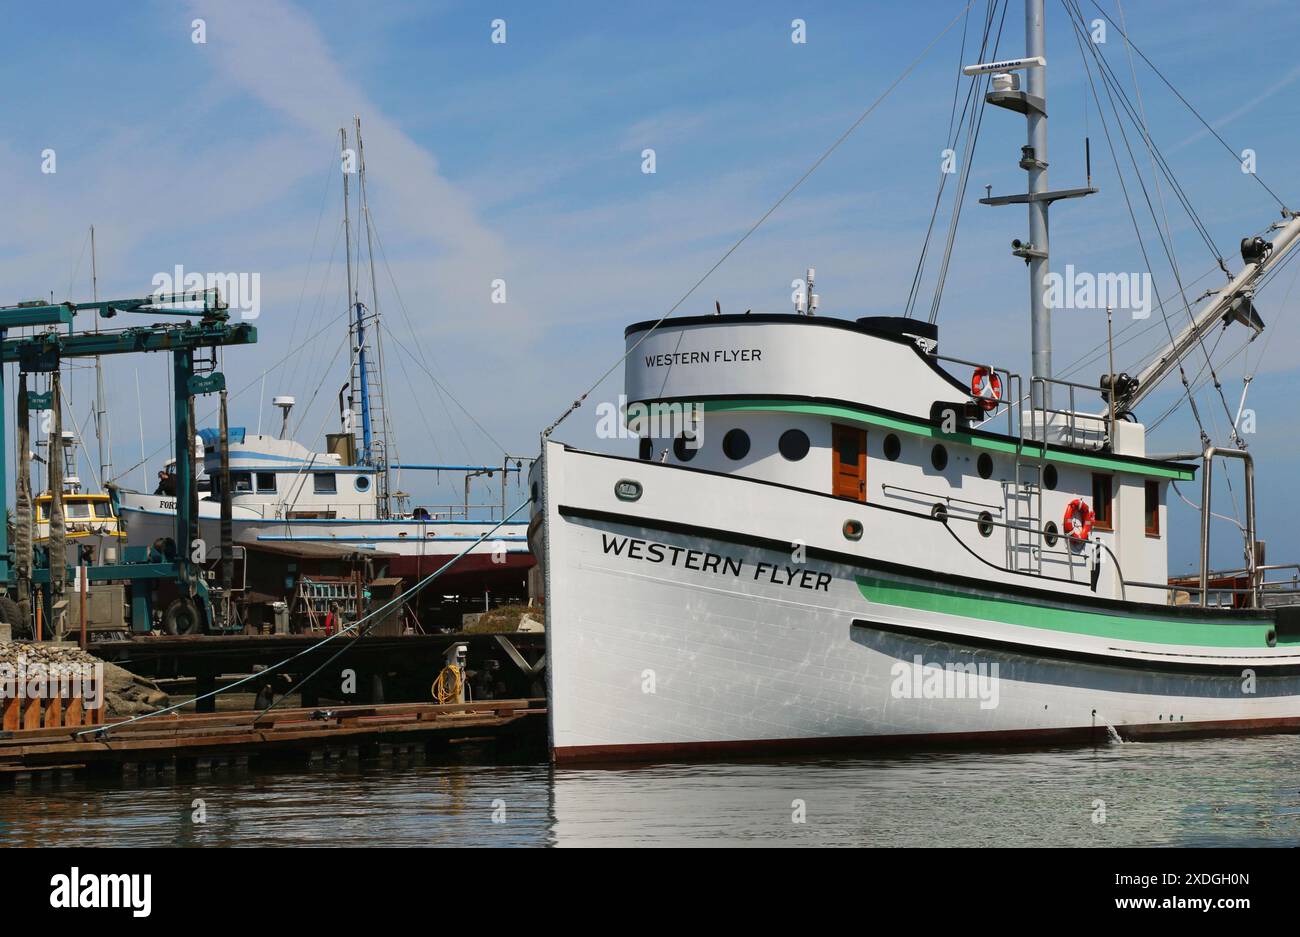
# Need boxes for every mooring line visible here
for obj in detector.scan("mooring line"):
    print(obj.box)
[77,497,532,738]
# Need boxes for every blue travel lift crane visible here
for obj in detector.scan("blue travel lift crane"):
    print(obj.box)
[0,289,256,637]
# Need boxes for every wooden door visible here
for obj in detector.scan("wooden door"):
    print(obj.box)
[832,424,866,502]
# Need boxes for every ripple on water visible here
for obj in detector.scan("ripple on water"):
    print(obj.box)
[1,736,1297,847]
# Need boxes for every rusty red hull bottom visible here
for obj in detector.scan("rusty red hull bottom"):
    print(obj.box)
[388,552,534,590]
[551,715,1300,765]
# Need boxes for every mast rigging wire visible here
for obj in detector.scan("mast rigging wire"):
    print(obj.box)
[541,1,980,441]
[1062,2,1213,447]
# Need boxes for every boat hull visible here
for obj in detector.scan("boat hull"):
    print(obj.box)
[537,444,1300,764]
[118,496,534,589]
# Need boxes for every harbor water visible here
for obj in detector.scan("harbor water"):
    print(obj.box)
[3,734,1298,847]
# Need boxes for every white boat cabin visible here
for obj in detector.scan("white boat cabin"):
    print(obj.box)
[200,428,381,520]
[623,313,1190,604]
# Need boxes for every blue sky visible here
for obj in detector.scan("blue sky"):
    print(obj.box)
[1,0,1297,570]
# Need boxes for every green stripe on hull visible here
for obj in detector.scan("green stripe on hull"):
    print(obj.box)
[702,399,1196,481]
[855,574,1275,649]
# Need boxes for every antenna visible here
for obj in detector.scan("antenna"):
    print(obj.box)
[273,396,295,440]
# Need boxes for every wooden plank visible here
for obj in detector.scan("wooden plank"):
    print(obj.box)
[22,697,42,731]
[5,711,542,766]
[46,694,63,729]
[2,696,19,732]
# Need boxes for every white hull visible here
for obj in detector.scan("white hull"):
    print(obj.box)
[537,443,1300,763]
[118,493,529,560]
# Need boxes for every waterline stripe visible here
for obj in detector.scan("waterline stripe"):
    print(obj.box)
[855,574,1274,648]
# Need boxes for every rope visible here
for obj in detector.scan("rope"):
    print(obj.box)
[541,1,979,440]
[433,665,463,704]
[77,496,531,737]
[1085,0,1289,212]
[1062,4,1211,446]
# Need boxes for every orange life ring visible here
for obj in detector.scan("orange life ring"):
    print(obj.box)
[971,367,1003,411]
[1063,498,1094,542]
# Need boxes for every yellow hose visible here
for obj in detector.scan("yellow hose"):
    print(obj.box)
[433,665,463,704]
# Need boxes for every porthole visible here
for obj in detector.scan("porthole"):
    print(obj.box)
[931,503,949,523]
[638,438,653,461]
[355,475,371,492]
[978,511,994,537]
[1044,464,1058,490]
[1044,521,1059,548]
[843,519,863,541]
[778,428,810,461]
[931,444,948,471]
[722,428,751,461]
[883,434,901,461]
[977,453,993,479]
[531,482,539,503]
[673,434,699,462]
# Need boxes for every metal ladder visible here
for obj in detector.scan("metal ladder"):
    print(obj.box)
[1008,408,1047,574]
[349,305,393,515]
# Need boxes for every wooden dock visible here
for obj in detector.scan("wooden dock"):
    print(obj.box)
[0,698,546,782]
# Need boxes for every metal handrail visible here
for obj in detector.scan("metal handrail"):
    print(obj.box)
[880,484,1004,514]
[1199,447,1258,608]
[939,505,1124,597]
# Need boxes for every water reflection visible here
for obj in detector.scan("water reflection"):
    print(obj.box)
[2,736,1297,847]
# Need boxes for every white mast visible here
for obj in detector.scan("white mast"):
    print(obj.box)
[1023,0,1051,409]
[91,225,112,488]
[976,1,1099,414]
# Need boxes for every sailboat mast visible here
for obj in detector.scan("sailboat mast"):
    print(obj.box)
[341,125,368,461]
[91,225,111,489]
[1024,0,1051,409]
[355,116,392,517]
[341,118,376,472]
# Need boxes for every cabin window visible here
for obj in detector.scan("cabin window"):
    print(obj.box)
[94,501,112,518]
[883,434,901,461]
[355,475,371,492]
[38,504,48,520]
[1043,464,1058,490]
[930,444,948,472]
[638,438,653,461]
[722,429,751,461]
[779,429,810,461]
[66,502,89,519]
[232,472,253,493]
[313,473,338,495]
[1145,480,1160,536]
[256,473,277,493]
[672,434,699,463]
[977,453,993,479]
[1091,473,1114,530]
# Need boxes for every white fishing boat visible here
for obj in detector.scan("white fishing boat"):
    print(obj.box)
[116,118,532,597]
[530,1,1300,762]
[118,427,530,584]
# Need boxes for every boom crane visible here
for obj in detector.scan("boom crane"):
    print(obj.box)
[0,288,256,636]
[1111,211,1300,414]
